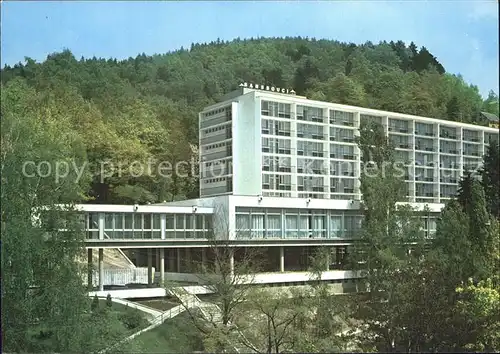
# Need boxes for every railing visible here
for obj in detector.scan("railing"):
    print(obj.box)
[98,297,188,354]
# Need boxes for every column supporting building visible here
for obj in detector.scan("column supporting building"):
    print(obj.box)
[87,248,93,290]
[280,246,285,272]
[326,247,330,271]
[98,248,104,291]
[147,248,153,287]
[160,248,165,285]
[229,252,234,278]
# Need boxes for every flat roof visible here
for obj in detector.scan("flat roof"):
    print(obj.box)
[48,204,214,214]
[202,88,499,133]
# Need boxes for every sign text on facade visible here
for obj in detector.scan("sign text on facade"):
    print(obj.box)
[239,82,296,95]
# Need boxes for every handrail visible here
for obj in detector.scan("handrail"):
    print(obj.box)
[97,301,188,354]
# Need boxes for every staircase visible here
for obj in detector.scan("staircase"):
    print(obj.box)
[170,287,255,353]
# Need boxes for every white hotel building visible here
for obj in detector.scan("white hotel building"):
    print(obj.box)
[81,84,499,290]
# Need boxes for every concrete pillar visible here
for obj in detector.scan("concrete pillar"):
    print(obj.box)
[98,213,105,240]
[279,246,285,272]
[326,247,330,271]
[160,214,166,240]
[229,252,234,278]
[87,248,93,290]
[98,248,104,291]
[147,248,153,287]
[201,247,207,273]
[176,248,181,273]
[160,248,165,285]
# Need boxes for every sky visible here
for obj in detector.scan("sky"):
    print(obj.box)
[1,1,498,98]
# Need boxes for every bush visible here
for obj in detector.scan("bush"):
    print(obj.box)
[119,309,148,330]
[106,294,113,308]
[91,294,99,312]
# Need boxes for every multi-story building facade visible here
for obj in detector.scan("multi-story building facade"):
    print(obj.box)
[199,83,499,204]
[81,84,498,291]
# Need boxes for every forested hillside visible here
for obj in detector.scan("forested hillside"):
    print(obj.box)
[2,37,498,204]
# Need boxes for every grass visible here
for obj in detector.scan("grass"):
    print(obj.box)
[26,297,151,353]
[117,312,204,353]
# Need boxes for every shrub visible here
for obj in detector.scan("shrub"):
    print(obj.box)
[119,309,147,330]
[91,294,99,311]
[106,293,113,308]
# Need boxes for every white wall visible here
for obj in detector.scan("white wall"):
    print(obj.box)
[232,92,262,196]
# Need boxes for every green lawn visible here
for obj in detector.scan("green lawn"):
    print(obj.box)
[26,297,151,353]
[117,312,204,353]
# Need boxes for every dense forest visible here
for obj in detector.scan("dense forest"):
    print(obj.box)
[2,37,499,204]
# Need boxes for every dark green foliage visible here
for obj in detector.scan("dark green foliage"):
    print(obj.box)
[91,294,100,312]
[0,38,494,204]
[119,307,149,330]
[1,78,92,352]
[351,121,427,352]
[115,312,204,353]
[106,293,113,308]
[446,95,461,121]
[481,141,500,218]
[457,171,476,211]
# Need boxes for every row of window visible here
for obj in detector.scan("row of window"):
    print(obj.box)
[203,176,231,184]
[203,106,231,118]
[202,124,230,134]
[260,101,497,140]
[85,213,213,232]
[204,141,231,151]
[204,159,230,168]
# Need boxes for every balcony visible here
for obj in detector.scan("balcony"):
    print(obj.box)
[277,130,292,137]
[440,149,459,154]
[464,151,481,157]
[298,186,326,192]
[389,127,410,133]
[440,178,458,183]
[298,115,325,123]
[415,130,435,137]
[439,133,458,140]
[330,118,355,127]
[341,171,355,177]
[298,150,325,157]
